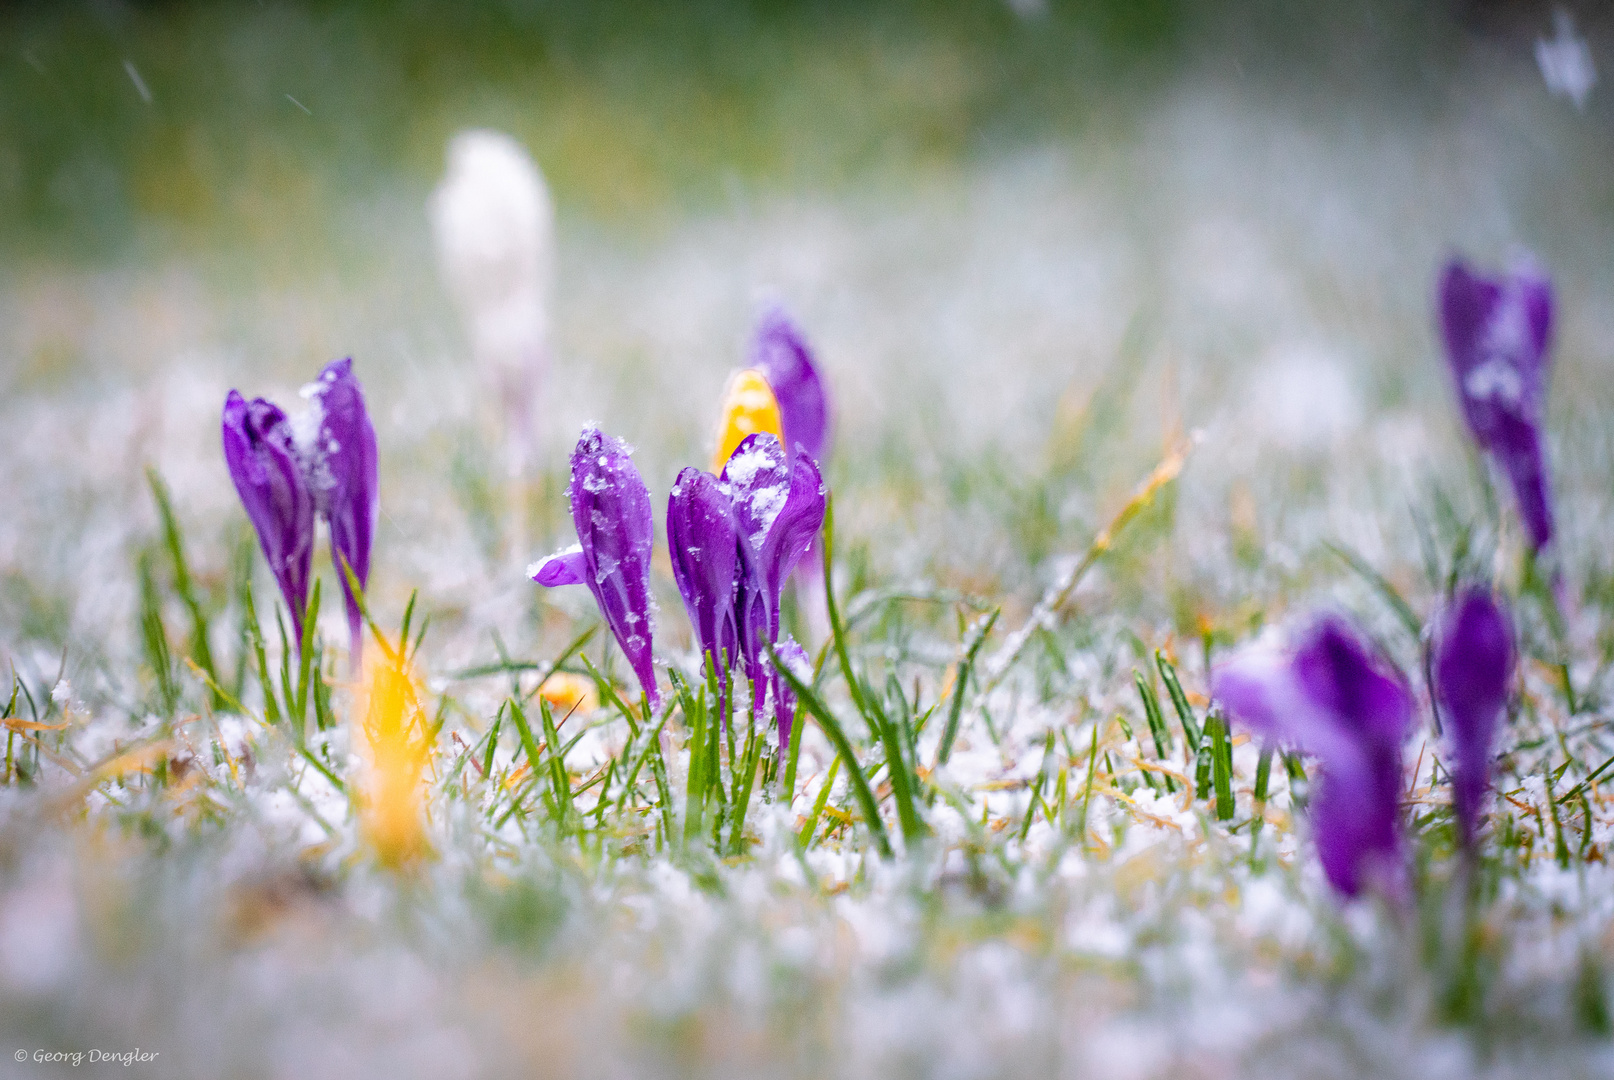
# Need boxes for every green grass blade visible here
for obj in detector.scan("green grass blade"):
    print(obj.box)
[1209,709,1234,820]
[147,467,223,705]
[1133,669,1176,793]
[1155,651,1201,751]
[937,607,999,766]
[771,646,892,859]
[864,680,927,846]
[798,756,842,852]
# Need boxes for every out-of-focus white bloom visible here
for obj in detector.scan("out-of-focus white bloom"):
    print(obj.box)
[1537,9,1596,111]
[429,129,555,473]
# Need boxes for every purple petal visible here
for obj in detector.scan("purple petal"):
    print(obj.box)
[1291,616,1414,749]
[722,432,791,554]
[1310,741,1407,899]
[1213,632,1359,766]
[1434,589,1514,845]
[666,467,740,676]
[721,433,826,716]
[758,449,827,603]
[1438,256,1556,550]
[529,545,587,587]
[222,390,315,645]
[569,425,659,707]
[1214,614,1412,901]
[750,308,830,464]
[307,358,379,657]
[772,637,811,748]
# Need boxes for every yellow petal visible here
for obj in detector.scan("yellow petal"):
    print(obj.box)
[356,642,434,868]
[538,671,598,715]
[713,368,783,473]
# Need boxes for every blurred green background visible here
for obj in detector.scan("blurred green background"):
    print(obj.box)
[3,0,1572,264]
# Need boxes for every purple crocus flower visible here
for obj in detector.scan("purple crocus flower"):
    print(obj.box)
[665,433,824,742]
[1433,589,1514,846]
[531,426,660,707]
[1213,615,1414,899]
[1438,256,1556,551]
[724,433,826,739]
[667,466,741,680]
[222,357,378,658]
[222,392,316,643]
[306,358,379,656]
[750,308,830,465]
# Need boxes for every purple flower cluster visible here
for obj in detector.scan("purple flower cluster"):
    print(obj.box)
[1214,589,1516,899]
[1204,255,1553,899]
[533,311,829,738]
[222,358,378,659]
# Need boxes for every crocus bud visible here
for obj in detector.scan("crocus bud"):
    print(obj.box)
[222,391,315,643]
[531,426,660,706]
[429,129,554,474]
[713,369,783,473]
[222,358,379,663]
[667,466,741,680]
[750,307,830,465]
[1438,256,1556,551]
[1213,615,1414,899]
[1433,589,1514,846]
[722,433,826,720]
[305,358,379,659]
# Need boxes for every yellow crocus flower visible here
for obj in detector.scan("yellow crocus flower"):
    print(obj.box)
[712,368,783,473]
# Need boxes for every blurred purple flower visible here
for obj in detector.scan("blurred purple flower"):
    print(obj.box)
[723,433,826,737]
[1439,256,1556,551]
[222,358,378,658]
[1433,588,1514,846]
[750,308,831,465]
[531,426,660,707]
[222,392,315,643]
[1213,615,1414,899]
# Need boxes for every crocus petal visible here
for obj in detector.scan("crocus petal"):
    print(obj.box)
[1214,614,1412,901]
[1309,741,1406,898]
[529,545,587,587]
[1291,616,1414,749]
[569,425,659,707]
[712,369,784,474]
[667,467,741,676]
[758,448,827,604]
[723,432,792,553]
[1439,257,1556,550]
[772,637,811,748]
[1434,589,1515,845]
[222,390,316,645]
[722,433,827,714]
[750,307,830,464]
[307,358,380,657]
